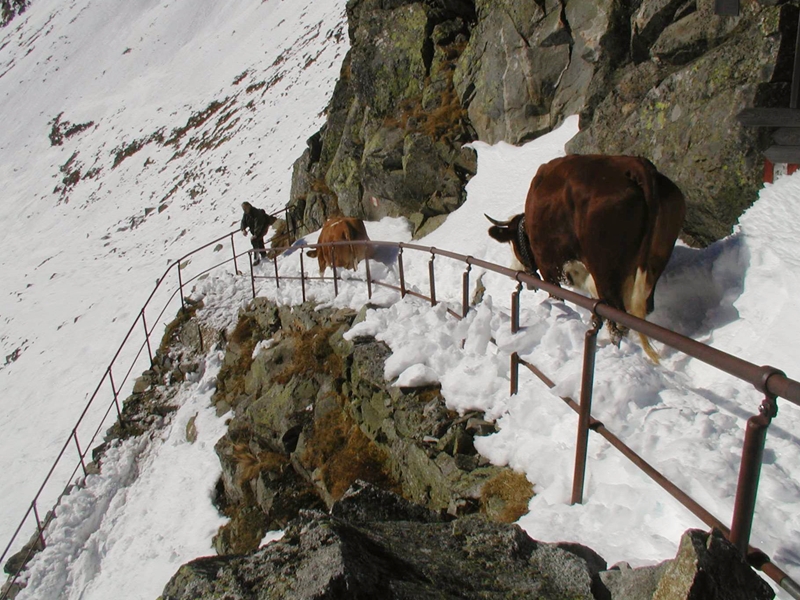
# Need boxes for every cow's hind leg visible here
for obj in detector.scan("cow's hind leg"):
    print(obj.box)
[538,264,566,300]
[590,271,631,349]
[349,245,357,270]
[629,266,659,363]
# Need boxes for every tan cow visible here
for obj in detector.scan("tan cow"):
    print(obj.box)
[307,217,372,275]
[487,154,686,362]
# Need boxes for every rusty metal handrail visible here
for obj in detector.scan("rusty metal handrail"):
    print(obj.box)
[258,238,800,597]
[2,205,299,595]
[287,239,800,404]
[0,227,260,597]
[4,233,800,600]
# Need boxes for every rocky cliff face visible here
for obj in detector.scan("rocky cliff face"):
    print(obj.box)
[567,0,793,246]
[207,297,528,556]
[0,0,27,27]
[287,0,480,239]
[285,0,796,246]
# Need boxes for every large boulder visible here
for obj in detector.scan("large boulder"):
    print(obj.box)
[287,0,478,238]
[160,483,776,600]
[652,529,774,600]
[599,529,775,600]
[568,1,791,246]
[208,299,523,556]
[160,482,601,600]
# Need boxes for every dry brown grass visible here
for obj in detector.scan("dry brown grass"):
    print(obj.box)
[384,85,468,143]
[480,470,535,524]
[213,314,259,407]
[229,314,256,346]
[273,324,343,385]
[232,443,289,484]
[156,298,202,358]
[302,395,400,501]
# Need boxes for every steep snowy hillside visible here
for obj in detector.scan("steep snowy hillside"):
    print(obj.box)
[0,0,348,561]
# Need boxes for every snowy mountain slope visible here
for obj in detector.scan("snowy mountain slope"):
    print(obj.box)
[0,0,348,563]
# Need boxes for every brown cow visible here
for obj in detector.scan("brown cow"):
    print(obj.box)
[307,217,372,275]
[487,154,686,362]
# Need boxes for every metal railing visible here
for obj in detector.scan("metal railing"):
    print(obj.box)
[250,238,800,598]
[3,234,800,599]
[0,226,257,598]
[1,202,300,597]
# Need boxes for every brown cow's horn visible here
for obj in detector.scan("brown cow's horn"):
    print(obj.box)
[485,213,512,226]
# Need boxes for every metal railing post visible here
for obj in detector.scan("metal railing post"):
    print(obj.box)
[398,245,406,298]
[141,310,153,365]
[365,255,373,299]
[73,430,87,478]
[428,250,437,306]
[272,255,280,289]
[509,281,523,396]
[284,206,297,242]
[511,281,522,334]
[462,262,472,319]
[571,313,602,505]
[108,368,122,421]
[300,250,307,303]
[332,247,339,297]
[177,263,185,310]
[730,393,779,554]
[32,501,45,549]
[247,252,255,299]
[510,352,520,396]
[230,232,239,275]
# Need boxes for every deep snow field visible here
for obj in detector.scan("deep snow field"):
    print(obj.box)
[1,1,799,599]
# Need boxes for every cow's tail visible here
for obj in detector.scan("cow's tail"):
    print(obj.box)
[626,158,661,364]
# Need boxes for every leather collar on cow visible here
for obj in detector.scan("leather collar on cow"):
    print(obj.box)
[515,217,536,275]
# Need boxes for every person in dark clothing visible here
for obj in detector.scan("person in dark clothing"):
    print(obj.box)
[241,201,277,265]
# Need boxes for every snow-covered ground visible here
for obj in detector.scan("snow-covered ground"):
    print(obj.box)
[1,1,799,599]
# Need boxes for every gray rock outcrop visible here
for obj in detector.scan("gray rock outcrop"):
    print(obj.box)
[600,528,775,600]
[0,0,28,27]
[285,0,479,239]
[159,482,775,600]
[284,0,797,248]
[160,481,602,600]
[209,298,529,556]
[567,0,792,246]
[652,528,775,599]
